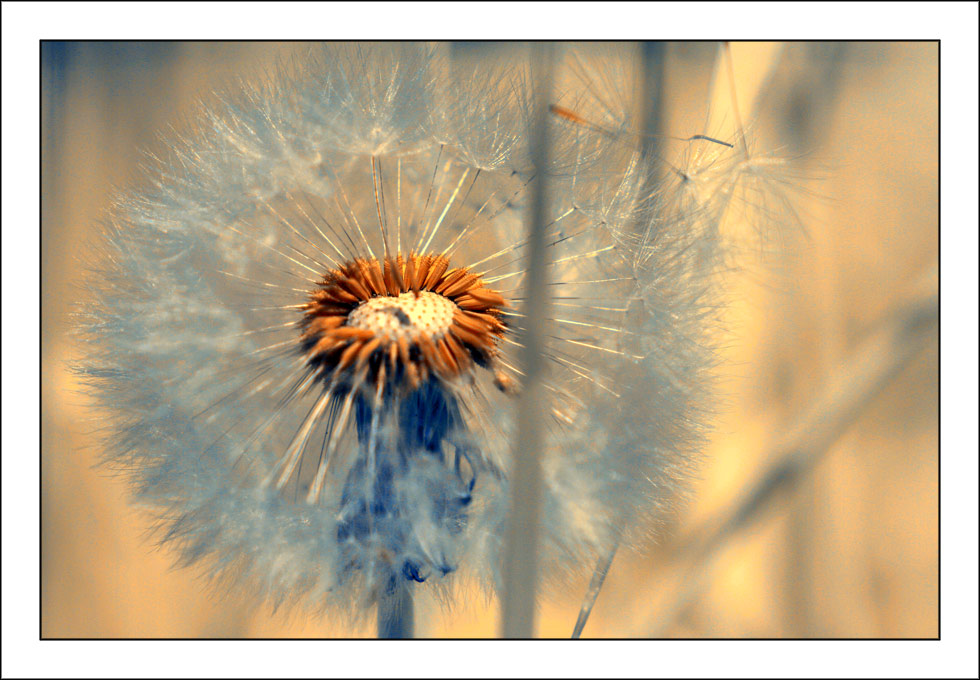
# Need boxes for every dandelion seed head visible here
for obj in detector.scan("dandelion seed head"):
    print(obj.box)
[74,43,778,619]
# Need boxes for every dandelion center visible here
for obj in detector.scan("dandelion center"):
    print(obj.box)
[347,291,456,342]
[299,252,509,394]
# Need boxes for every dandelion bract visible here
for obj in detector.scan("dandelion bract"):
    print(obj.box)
[75,42,784,632]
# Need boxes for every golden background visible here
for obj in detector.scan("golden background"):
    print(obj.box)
[41,42,937,638]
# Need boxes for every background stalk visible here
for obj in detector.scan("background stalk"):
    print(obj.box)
[499,42,556,639]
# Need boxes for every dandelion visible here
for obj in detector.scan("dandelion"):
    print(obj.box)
[75,42,784,637]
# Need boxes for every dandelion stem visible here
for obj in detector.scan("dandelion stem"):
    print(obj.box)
[500,43,556,639]
[377,582,414,639]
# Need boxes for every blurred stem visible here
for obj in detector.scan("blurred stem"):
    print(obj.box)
[377,583,414,639]
[633,42,667,252]
[646,271,937,636]
[639,42,665,165]
[499,43,555,639]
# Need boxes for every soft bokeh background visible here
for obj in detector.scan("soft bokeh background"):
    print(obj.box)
[41,41,937,638]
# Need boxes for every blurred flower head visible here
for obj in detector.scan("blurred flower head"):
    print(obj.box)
[75,42,769,616]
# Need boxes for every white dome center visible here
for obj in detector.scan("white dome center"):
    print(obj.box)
[347,291,456,341]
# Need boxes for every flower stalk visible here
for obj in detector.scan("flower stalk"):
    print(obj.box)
[378,581,414,639]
